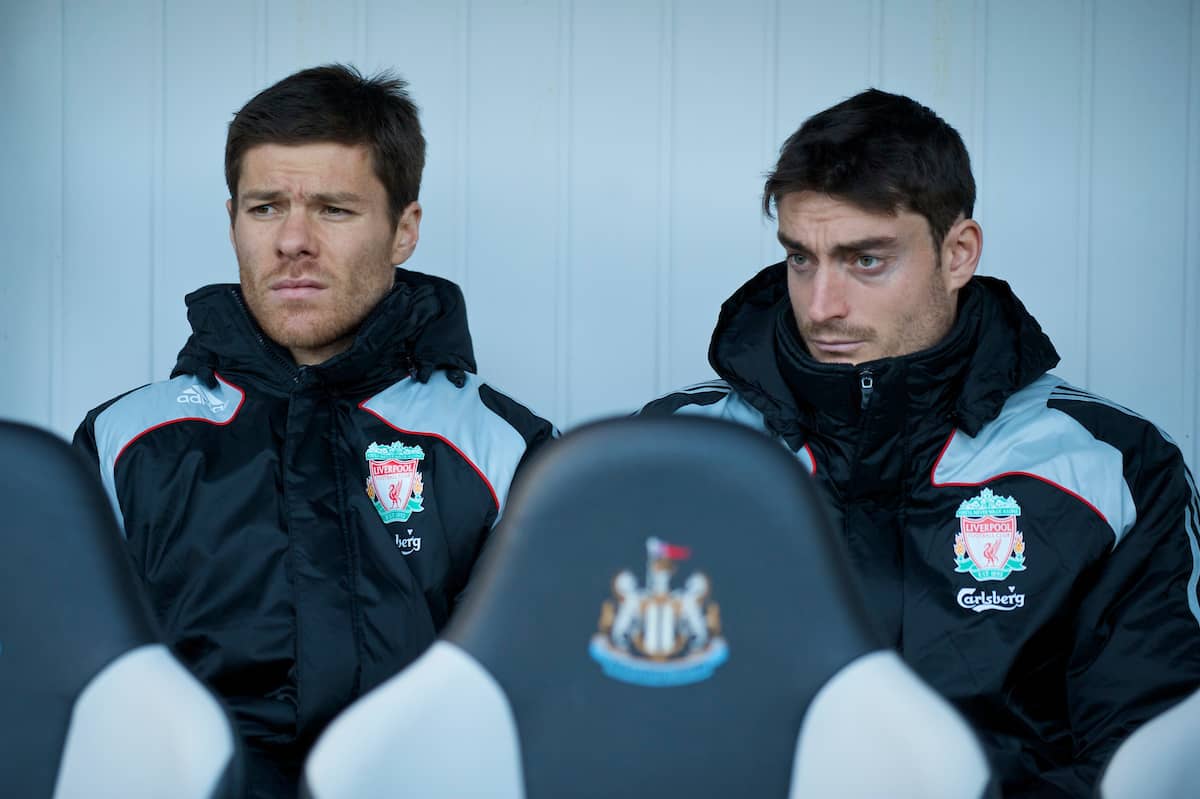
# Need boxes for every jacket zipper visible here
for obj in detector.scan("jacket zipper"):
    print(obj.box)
[859,369,875,411]
[230,288,302,384]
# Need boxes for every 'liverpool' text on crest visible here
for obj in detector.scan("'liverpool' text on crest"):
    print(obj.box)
[365,441,426,524]
[953,488,1027,582]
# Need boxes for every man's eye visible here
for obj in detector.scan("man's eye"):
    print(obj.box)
[249,204,276,216]
[788,253,809,269]
[856,255,882,269]
[324,206,350,217]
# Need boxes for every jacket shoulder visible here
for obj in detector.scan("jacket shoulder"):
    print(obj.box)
[641,380,771,432]
[934,373,1181,543]
[641,380,752,419]
[1042,381,1184,464]
[78,373,247,532]
[92,374,245,461]
[359,371,553,514]
[640,381,817,473]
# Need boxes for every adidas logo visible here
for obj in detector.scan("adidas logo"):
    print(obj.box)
[176,385,228,413]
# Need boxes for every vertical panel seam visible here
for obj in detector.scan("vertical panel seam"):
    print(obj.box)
[1187,0,1200,470]
[151,0,166,381]
[971,0,988,237]
[458,0,472,297]
[1076,0,1095,390]
[255,0,267,89]
[53,0,66,430]
[355,0,368,68]
[555,0,573,423]
[656,0,675,394]
[759,0,779,269]
[869,0,885,87]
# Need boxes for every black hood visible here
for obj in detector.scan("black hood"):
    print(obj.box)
[708,263,1059,440]
[171,267,477,393]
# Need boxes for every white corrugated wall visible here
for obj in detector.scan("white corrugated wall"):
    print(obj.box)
[2,0,1199,468]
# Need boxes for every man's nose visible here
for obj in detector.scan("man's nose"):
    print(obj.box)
[807,268,850,323]
[275,209,316,259]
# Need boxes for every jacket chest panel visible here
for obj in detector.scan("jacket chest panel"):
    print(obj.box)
[901,479,1113,700]
[807,418,949,505]
[805,451,1115,704]
[351,419,499,609]
[115,404,471,625]
[119,423,283,564]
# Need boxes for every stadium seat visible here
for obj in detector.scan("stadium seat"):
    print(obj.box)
[1098,685,1200,799]
[303,415,995,798]
[0,420,242,799]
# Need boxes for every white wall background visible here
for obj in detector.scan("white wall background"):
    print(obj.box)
[2,0,1199,467]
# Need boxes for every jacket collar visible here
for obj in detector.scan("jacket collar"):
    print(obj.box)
[709,263,1059,441]
[171,267,477,394]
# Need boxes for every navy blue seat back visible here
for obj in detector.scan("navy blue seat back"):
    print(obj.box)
[447,415,881,798]
[304,416,994,799]
[0,420,241,799]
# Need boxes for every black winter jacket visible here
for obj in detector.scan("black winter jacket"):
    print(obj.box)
[645,264,1200,797]
[74,268,554,795]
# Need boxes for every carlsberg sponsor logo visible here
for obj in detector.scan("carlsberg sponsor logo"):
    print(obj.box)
[957,587,1026,613]
[394,533,422,555]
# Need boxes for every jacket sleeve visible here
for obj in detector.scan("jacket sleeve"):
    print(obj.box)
[71,389,138,472]
[452,385,557,611]
[72,409,103,468]
[1051,429,1200,793]
[71,394,142,553]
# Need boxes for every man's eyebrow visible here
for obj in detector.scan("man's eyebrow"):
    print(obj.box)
[310,192,365,205]
[239,189,282,204]
[778,233,900,257]
[832,236,899,255]
[777,233,813,254]
[237,190,367,205]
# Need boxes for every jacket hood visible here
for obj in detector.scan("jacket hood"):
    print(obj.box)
[171,267,477,392]
[708,263,1060,439]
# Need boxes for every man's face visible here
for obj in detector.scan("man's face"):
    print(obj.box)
[229,142,421,365]
[778,191,977,365]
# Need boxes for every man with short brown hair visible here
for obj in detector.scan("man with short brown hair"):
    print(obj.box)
[75,64,553,796]
[644,89,1200,797]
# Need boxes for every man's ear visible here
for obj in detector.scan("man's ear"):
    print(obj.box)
[226,198,236,248]
[390,201,422,265]
[942,217,982,291]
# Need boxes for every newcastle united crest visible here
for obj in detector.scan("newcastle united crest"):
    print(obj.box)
[589,537,728,687]
[365,441,425,524]
[954,488,1027,582]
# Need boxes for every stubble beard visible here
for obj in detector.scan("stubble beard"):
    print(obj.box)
[238,255,395,360]
[887,260,957,358]
[800,260,956,362]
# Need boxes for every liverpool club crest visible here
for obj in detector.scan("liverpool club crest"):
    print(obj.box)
[588,537,728,687]
[364,441,425,524]
[954,488,1027,581]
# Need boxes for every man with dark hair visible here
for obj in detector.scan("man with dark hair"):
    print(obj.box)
[74,64,554,795]
[644,89,1200,796]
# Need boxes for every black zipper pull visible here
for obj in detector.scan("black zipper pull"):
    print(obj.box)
[859,369,874,411]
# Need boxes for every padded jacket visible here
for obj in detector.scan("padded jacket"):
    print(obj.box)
[74,268,554,795]
[644,265,1200,798]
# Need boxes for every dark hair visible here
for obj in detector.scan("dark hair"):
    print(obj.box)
[225,63,425,225]
[763,89,975,248]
